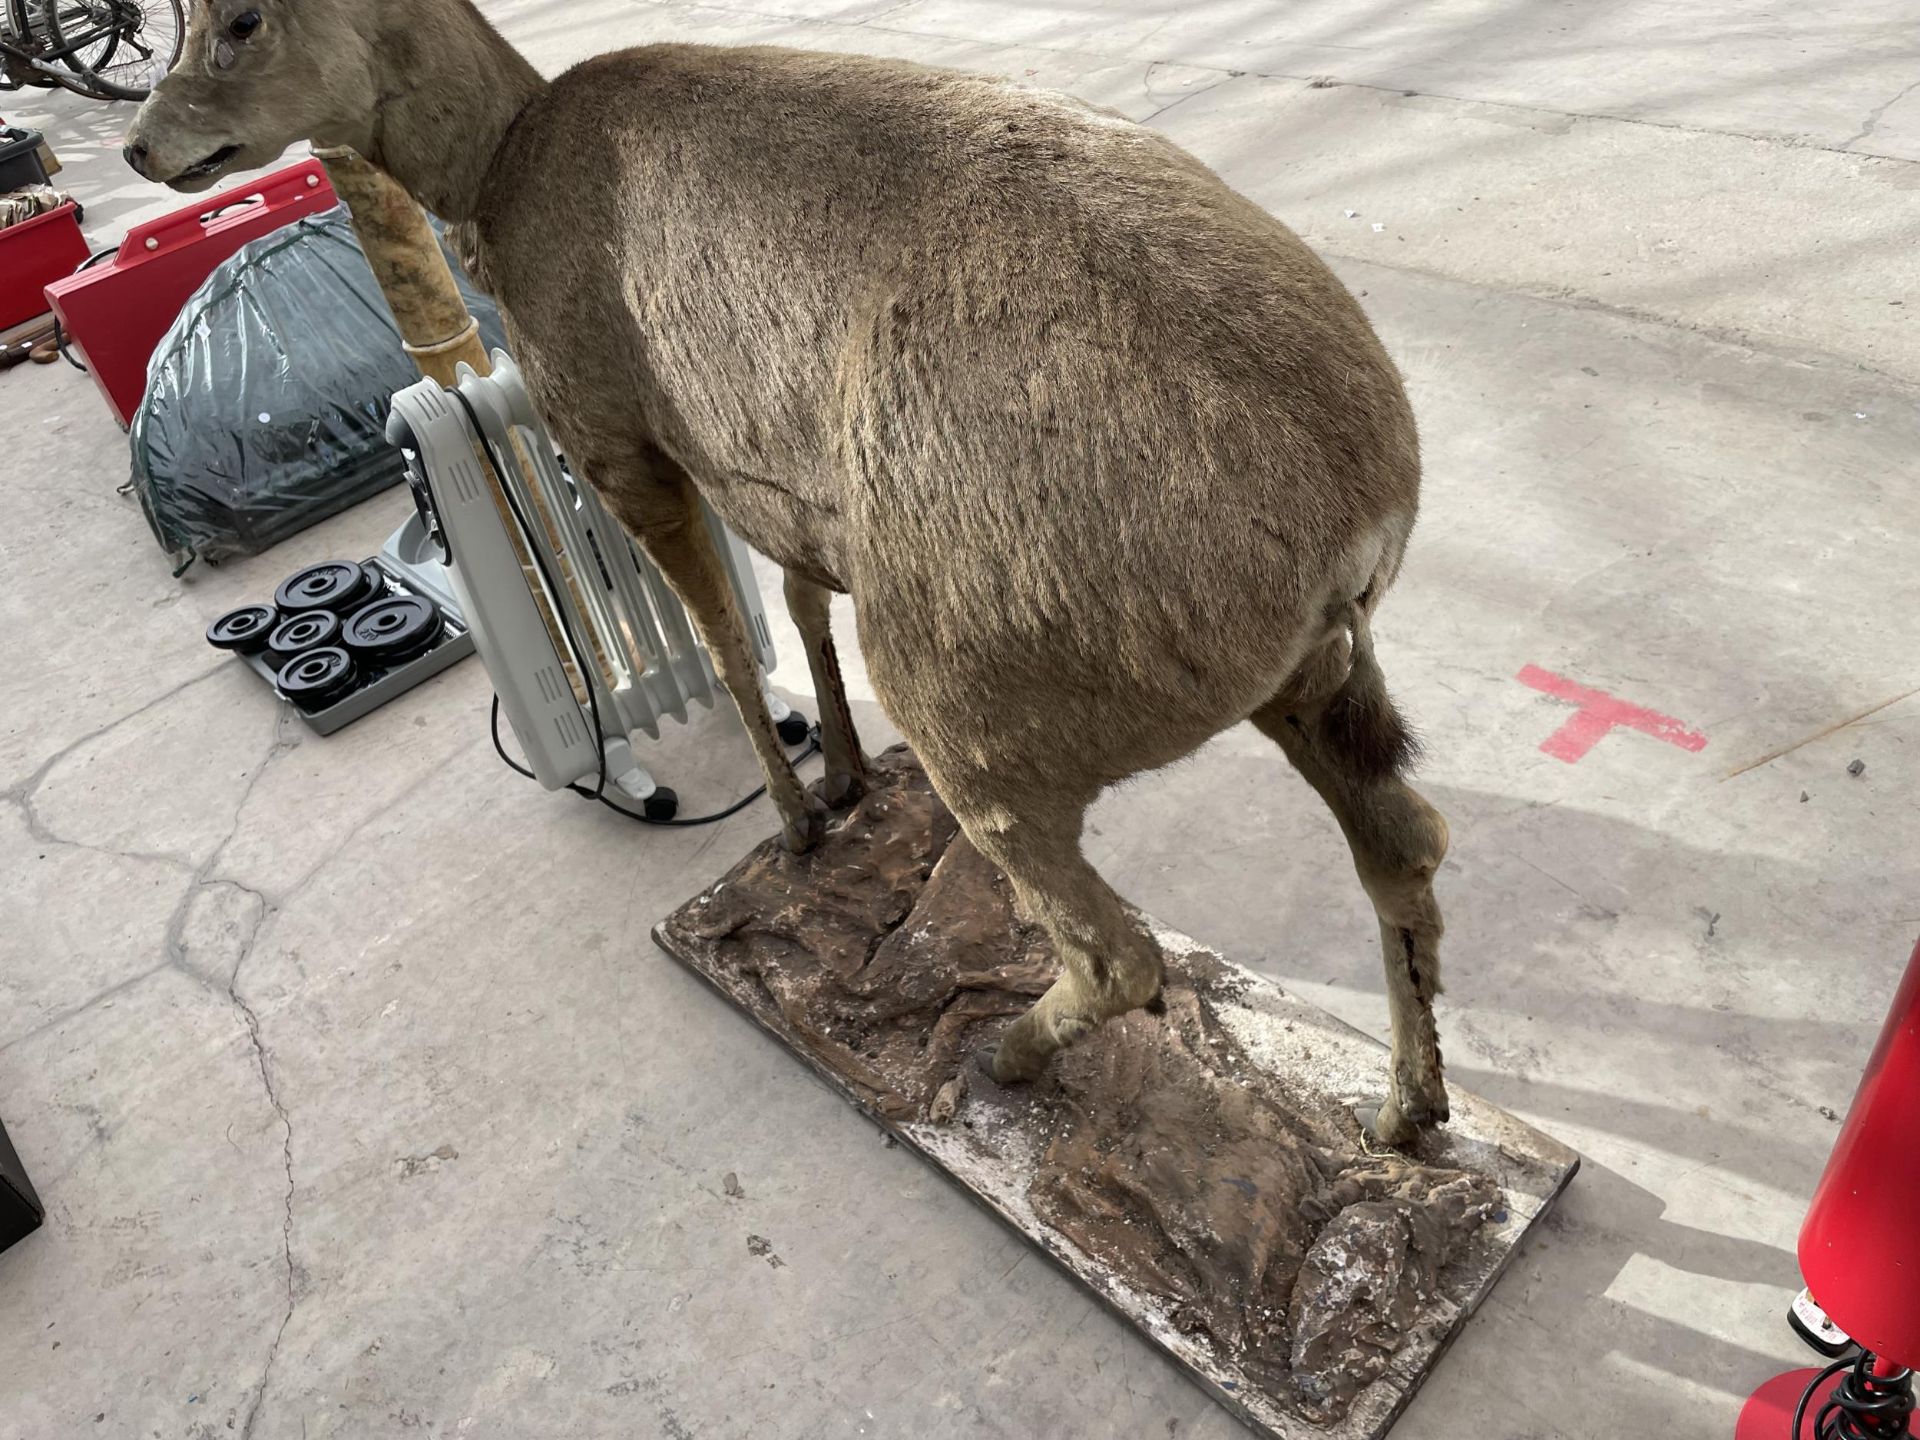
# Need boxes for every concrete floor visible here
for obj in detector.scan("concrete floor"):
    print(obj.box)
[3,2,1917,1436]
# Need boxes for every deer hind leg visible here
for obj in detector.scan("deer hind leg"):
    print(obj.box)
[601,464,826,853]
[1252,609,1450,1147]
[944,791,1165,1084]
[854,586,1160,1081]
[781,571,869,809]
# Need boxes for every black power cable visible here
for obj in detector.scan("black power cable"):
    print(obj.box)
[449,388,812,828]
[490,693,818,828]
[1795,1350,1915,1439]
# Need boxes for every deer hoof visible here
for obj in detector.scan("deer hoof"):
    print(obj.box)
[781,794,830,854]
[1358,1085,1449,1148]
[984,1045,1043,1086]
[1394,1059,1451,1127]
[1354,1100,1410,1147]
[812,769,867,811]
[979,1034,1046,1086]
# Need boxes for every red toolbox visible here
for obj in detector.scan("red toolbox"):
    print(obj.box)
[0,200,88,331]
[45,158,337,427]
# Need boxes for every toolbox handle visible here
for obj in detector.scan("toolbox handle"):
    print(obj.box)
[116,159,333,261]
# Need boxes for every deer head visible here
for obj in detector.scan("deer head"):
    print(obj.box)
[124,0,380,191]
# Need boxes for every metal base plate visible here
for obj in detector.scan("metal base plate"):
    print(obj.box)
[240,555,473,735]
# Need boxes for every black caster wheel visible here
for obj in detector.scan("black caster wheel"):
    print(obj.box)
[642,787,678,822]
[206,603,278,654]
[776,712,810,746]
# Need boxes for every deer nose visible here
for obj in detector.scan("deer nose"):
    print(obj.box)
[123,139,150,177]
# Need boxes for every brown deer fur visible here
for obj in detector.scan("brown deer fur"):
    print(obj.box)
[127,0,1453,1140]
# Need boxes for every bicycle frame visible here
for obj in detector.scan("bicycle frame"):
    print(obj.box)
[4,19,123,68]
[2,0,172,100]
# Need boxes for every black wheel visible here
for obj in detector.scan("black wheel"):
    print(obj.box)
[277,647,359,712]
[40,0,184,101]
[265,610,341,666]
[776,712,811,746]
[206,603,277,654]
[641,787,678,822]
[275,560,377,615]
[341,595,443,667]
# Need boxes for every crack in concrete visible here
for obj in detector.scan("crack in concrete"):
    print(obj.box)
[265,733,482,908]
[644,0,1920,163]
[611,0,1920,382]
[3,790,199,873]
[0,961,175,1057]
[2,661,227,799]
[213,882,274,990]
[5,696,303,1422]
[2,665,232,873]
[11,685,476,1061]
[198,715,303,928]
[853,0,922,24]
[231,975,296,1440]
[1,667,281,1052]
[154,714,293,1002]
[179,711,302,1440]
[1326,250,1920,396]
[1139,69,1230,126]
[1842,76,1920,148]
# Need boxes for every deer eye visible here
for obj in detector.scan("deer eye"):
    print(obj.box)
[227,9,261,38]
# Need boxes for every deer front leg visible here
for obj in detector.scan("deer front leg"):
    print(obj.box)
[782,571,869,809]
[615,473,826,853]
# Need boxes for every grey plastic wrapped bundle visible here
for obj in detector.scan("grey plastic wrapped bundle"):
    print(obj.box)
[127,203,508,572]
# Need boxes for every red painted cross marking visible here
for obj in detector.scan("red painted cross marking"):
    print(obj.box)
[1516,665,1708,763]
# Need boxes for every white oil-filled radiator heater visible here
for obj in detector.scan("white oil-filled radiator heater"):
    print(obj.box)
[384,351,809,822]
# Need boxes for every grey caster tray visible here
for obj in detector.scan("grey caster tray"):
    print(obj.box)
[239,554,474,735]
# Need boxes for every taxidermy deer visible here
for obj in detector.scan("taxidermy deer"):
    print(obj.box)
[126,0,1454,1142]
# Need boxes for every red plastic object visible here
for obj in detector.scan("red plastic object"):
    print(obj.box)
[0,200,88,330]
[1735,1367,1842,1440]
[1799,935,1920,1368]
[44,159,337,427]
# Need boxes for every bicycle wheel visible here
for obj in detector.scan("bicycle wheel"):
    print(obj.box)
[41,0,181,100]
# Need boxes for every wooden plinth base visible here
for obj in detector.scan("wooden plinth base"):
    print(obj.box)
[655,747,1577,1439]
